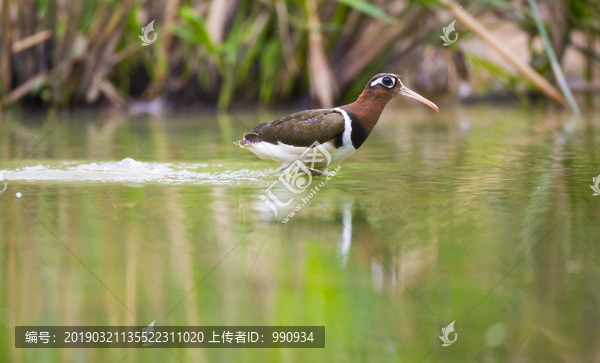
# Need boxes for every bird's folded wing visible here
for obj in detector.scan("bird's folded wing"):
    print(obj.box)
[246,109,345,147]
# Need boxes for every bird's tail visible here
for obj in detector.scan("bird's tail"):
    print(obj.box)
[233,132,261,147]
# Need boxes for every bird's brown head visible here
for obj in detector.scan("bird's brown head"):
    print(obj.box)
[360,73,439,113]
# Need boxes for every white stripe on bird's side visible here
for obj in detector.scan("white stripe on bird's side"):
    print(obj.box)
[332,107,357,164]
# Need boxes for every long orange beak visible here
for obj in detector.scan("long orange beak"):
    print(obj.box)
[400,86,439,112]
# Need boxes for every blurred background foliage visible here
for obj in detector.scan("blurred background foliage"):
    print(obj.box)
[0,0,599,112]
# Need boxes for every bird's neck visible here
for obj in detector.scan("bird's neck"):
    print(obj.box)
[342,91,393,135]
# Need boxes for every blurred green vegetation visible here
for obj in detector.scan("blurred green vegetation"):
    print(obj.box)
[0,0,598,111]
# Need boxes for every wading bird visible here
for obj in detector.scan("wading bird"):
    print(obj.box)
[234,73,438,174]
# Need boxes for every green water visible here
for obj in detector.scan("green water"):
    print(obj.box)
[0,105,599,362]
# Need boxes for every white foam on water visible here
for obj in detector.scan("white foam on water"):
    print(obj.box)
[3,158,269,185]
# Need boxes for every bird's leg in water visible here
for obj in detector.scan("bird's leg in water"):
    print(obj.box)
[306,167,328,177]
[273,163,291,173]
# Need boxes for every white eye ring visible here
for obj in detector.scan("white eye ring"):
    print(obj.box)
[370,76,396,88]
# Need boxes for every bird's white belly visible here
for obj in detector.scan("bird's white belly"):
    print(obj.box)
[244,141,307,166]
[244,140,355,169]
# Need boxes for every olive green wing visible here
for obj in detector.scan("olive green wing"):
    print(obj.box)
[239,109,345,147]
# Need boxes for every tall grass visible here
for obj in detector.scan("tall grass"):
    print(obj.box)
[0,0,598,111]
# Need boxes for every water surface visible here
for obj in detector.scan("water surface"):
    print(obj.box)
[0,105,599,362]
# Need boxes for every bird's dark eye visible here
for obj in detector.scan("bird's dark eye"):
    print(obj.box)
[382,77,393,86]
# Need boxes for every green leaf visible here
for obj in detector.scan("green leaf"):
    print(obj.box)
[173,6,214,52]
[259,40,282,104]
[335,0,396,24]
